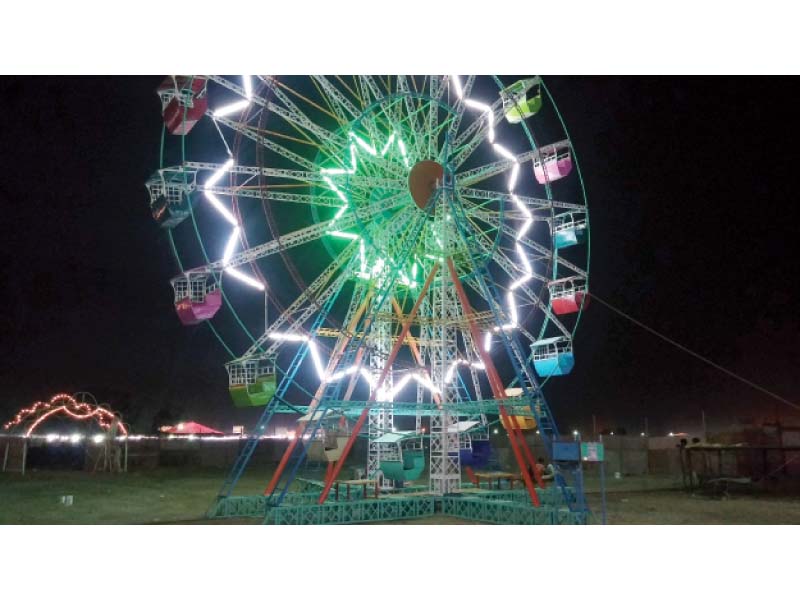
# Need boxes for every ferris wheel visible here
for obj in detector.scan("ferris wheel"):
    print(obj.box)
[147,75,590,508]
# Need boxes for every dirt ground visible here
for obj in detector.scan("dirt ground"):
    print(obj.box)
[3,468,800,525]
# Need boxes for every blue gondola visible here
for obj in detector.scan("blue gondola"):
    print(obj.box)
[531,337,575,377]
[552,211,587,249]
[459,438,492,467]
[145,167,198,229]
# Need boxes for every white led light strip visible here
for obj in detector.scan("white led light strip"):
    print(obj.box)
[451,75,535,352]
[270,332,488,404]
[204,76,265,291]
[269,332,449,401]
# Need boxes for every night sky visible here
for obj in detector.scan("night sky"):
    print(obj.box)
[1,76,797,435]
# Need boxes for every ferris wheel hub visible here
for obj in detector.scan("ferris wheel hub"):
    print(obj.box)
[408,160,444,210]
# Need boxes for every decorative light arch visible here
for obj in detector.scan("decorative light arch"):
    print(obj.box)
[2,393,128,437]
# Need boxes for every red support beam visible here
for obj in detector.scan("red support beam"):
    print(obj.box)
[391,297,441,406]
[263,292,372,496]
[317,263,441,504]
[511,421,546,488]
[446,259,541,506]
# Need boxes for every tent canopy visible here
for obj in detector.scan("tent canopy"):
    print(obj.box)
[161,421,224,435]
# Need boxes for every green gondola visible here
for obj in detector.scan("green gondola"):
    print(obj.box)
[226,357,277,407]
[501,78,543,124]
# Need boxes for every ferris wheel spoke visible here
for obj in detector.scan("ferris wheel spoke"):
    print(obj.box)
[456,148,539,187]
[214,116,317,170]
[185,161,408,191]
[358,75,385,107]
[202,194,401,272]
[336,76,366,111]
[453,96,504,149]
[426,76,442,157]
[206,75,253,101]
[271,77,341,124]
[452,78,540,156]
[526,241,587,278]
[355,76,387,143]
[314,76,362,119]
[243,244,358,358]
[208,76,347,159]
[261,263,355,358]
[441,75,476,160]
[395,76,426,161]
[451,116,511,172]
[354,79,414,176]
[367,210,417,263]
[432,75,449,104]
[458,187,585,212]
[386,80,413,157]
[492,253,574,338]
[263,78,348,149]
[466,222,550,289]
[201,186,346,209]
[467,243,572,339]
[309,77,350,127]
[464,205,547,239]
[364,76,422,169]
[404,76,427,132]
[461,201,586,278]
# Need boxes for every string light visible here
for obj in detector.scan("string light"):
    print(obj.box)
[2,393,128,437]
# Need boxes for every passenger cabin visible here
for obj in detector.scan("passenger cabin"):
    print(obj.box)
[460,438,492,467]
[533,141,573,184]
[501,78,543,124]
[171,272,222,325]
[146,167,198,229]
[552,210,587,249]
[450,420,491,467]
[548,276,589,315]
[157,76,208,135]
[531,337,575,377]
[374,432,425,483]
[300,413,350,464]
[226,357,277,408]
[501,387,537,430]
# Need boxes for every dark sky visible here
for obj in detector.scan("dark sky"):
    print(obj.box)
[0,76,797,435]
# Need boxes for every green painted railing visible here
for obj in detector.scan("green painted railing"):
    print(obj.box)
[209,485,582,524]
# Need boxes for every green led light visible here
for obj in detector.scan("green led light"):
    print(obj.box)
[330,231,358,239]
[323,130,415,285]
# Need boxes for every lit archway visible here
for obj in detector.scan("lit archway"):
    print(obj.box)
[2,393,128,437]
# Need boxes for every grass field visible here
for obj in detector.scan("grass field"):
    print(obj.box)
[0,467,272,525]
[3,468,800,525]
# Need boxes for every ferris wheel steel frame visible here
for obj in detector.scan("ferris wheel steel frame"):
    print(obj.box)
[150,75,592,524]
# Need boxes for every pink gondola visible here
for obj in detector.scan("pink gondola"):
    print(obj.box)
[533,143,573,184]
[171,273,222,325]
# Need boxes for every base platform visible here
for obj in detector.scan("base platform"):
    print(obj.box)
[208,480,587,525]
